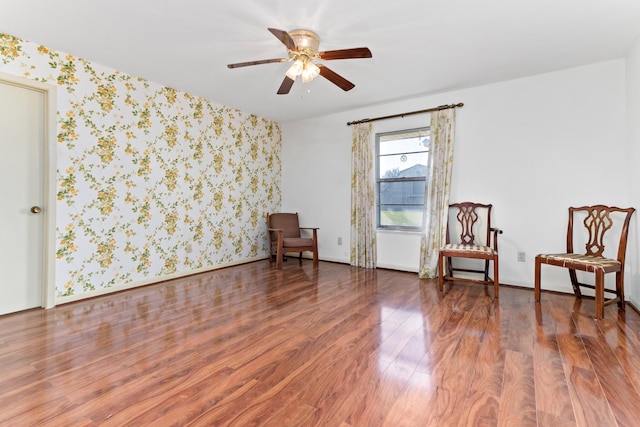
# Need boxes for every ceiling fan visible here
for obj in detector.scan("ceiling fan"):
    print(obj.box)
[227,28,372,95]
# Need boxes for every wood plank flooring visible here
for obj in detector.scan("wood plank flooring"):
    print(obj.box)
[1,260,640,426]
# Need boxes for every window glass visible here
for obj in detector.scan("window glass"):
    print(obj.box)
[376,127,430,231]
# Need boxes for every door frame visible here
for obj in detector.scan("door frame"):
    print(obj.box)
[0,72,57,309]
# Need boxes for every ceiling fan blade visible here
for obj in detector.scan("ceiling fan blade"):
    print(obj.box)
[227,58,286,68]
[318,47,372,61]
[319,65,355,91]
[268,28,296,50]
[277,76,295,95]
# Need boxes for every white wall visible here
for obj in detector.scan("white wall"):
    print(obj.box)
[282,58,631,295]
[627,35,640,307]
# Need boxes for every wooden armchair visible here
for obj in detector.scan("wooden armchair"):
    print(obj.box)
[438,202,503,297]
[267,213,319,270]
[534,205,635,319]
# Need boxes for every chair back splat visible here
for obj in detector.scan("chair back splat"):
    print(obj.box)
[535,205,635,319]
[455,203,485,246]
[438,202,503,297]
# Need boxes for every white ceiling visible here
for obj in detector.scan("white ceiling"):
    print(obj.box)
[2,0,640,122]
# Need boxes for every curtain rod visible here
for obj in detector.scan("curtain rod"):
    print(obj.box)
[346,102,464,126]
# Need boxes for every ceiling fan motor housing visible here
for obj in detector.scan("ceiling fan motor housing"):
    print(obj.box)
[289,29,320,53]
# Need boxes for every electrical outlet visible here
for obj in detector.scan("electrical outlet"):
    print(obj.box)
[337,237,342,245]
[517,251,525,262]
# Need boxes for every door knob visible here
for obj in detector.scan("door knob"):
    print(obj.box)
[30,206,42,214]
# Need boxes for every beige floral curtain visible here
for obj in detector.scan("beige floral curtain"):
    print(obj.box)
[350,123,377,268]
[419,109,456,278]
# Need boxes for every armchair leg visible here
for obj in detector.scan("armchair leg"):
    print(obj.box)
[312,230,319,267]
[275,232,284,270]
[276,250,284,270]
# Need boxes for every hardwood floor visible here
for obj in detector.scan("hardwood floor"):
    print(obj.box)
[1,260,640,426]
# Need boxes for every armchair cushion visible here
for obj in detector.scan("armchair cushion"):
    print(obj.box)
[282,237,315,248]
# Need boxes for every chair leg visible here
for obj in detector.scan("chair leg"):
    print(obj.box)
[493,257,499,298]
[438,252,445,291]
[484,260,490,283]
[616,271,626,310]
[569,269,582,298]
[534,256,541,302]
[298,252,303,266]
[594,269,605,319]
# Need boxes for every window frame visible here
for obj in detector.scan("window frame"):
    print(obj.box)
[375,126,430,232]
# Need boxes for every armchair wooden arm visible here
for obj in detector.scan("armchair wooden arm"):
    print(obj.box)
[490,227,503,251]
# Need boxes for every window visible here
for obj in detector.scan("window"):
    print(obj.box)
[376,127,430,231]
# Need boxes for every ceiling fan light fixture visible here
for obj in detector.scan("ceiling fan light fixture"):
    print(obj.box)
[285,59,304,80]
[301,62,320,82]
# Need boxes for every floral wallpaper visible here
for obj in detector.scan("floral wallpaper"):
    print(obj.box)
[0,33,281,300]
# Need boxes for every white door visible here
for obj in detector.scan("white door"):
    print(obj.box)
[0,80,45,315]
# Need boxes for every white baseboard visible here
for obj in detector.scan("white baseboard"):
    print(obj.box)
[375,263,419,273]
[55,255,269,306]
